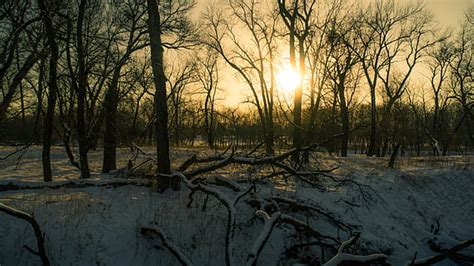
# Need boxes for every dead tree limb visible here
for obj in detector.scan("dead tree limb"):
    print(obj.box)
[0,144,30,161]
[176,173,239,266]
[427,239,474,264]
[0,203,50,266]
[0,179,151,192]
[271,196,357,232]
[411,239,474,265]
[141,226,193,266]
[247,210,281,266]
[323,232,388,266]
[247,209,339,266]
[214,176,243,192]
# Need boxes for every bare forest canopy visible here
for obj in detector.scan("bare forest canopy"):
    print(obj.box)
[0,0,473,177]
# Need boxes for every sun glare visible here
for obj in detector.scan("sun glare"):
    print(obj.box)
[277,67,300,93]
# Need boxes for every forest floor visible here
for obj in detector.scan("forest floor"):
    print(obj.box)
[0,145,473,265]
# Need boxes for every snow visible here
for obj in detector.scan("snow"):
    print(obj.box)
[0,145,473,265]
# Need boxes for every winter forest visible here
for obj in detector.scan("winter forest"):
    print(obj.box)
[0,0,473,265]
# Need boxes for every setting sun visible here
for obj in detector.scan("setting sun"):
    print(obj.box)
[277,67,300,93]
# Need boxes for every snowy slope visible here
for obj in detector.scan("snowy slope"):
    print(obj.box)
[0,146,472,265]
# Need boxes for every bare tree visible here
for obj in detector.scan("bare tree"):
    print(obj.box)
[277,0,316,162]
[204,0,278,155]
[377,10,443,156]
[102,0,148,173]
[449,21,473,147]
[195,48,220,149]
[147,0,172,179]
[147,0,197,190]
[427,40,453,155]
[325,13,360,157]
[346,0,423,156]
[167,60,196,146]
[0,1,43,122]
[75,0,92,178]
[38,0,60,182]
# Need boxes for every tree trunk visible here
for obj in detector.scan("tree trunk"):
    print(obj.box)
[102,67,121,173]
[76,0,90,178]
[265,119,274,155]
[38,0,59,182]
[367,86,378,157]
[291,39,304,163]
[336,72,350,157]
[147,0,177,191]
[340,99,350,157]
[388,143,401,168]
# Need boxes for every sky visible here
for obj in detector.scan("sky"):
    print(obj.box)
[194,0,473,27]
[418,0,472,27]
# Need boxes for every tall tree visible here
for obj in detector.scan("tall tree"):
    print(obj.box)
[205,0,278,155]
[76,0,91,178]
[147,0,175,190]
[38,0,59,182]
[196,48,219,149]
[346,0,423,156]
[278,0,315,162]
[0,1,43,122]
[449,21,473,147]
[325,13,360,157]
[102,1,148,173]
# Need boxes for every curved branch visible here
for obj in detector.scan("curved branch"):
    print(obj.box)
[0,203,50,266]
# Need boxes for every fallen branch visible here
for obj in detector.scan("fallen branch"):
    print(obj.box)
[411,239,474,265]
[247,210,281,266]
[141,226,193,266]
[0,144,30,161]
[214,176,243,192]
[427,238,474,263]
[247,209,339,266]
[0,179,150,192]
[323,232,388,266]
[271,196,357,232]
[0,203,50,266]
[176,173,239,266]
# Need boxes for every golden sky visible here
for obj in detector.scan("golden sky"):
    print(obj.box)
[194,0,472,27]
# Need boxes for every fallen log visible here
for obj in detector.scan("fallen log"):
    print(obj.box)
[0,179,151,192]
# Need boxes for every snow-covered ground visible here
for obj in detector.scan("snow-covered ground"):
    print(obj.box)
[0,145,472,265]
